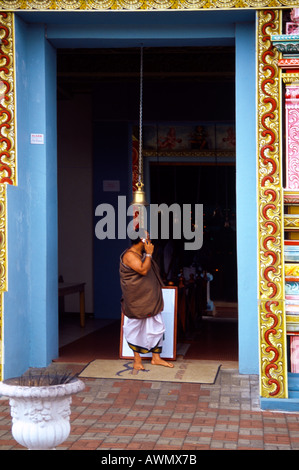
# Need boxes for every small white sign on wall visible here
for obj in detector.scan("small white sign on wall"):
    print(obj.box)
[103,180,120,192]
[30,133,44,145]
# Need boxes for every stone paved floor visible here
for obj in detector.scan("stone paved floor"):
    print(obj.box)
[1,368,299,451]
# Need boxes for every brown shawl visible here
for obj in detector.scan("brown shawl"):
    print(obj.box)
[119,250,164,319]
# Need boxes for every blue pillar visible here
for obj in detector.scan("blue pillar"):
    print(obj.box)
[4,16,58,378]
[235,21,259,374]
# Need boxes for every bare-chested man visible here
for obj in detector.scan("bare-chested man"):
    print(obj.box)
[120,229,174,371]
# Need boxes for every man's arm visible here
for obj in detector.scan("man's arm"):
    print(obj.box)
[123,241,154,276]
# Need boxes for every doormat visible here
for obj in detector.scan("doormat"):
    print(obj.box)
[79,358,221,384]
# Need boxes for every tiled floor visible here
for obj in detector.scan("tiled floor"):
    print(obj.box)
[1,317,299,451]
[1,366,299,451]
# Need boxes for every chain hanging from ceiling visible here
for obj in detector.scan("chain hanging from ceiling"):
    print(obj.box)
[131,45,148,207]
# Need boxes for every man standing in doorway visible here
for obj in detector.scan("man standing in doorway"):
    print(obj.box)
[120,229,174,370]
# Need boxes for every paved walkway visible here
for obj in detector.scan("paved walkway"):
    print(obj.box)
[1,367,299,451]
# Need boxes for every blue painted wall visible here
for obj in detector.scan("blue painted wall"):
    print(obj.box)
[93,123,131,319]
[4,16,30,378]
[4,16,58,378]
[235,22,258,374]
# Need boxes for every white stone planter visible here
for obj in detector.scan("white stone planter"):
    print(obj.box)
[0,377,85,450]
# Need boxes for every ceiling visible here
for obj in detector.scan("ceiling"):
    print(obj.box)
[57,46,235,99]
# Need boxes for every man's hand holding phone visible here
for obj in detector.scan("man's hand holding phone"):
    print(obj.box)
[143,238,154,256]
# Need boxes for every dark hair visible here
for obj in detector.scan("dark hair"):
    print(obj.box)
[129,228,148,245]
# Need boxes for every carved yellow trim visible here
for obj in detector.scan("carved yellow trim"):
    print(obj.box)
[0,0,298,10]
[0,185,7,294]
[0,185,6,381]
[260,300,287,397]
[286,315,299,322]
[286,315,299,333]
[257,10,288,399]
[285,215,299,229]
[282,73,299,84]
[0,12,16,187]
[284,190,299,205]
[285,264,299,277]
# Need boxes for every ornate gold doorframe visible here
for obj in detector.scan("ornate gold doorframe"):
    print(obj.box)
[0,4,291,397]
[0,0,297,11]
[257,10,287,399]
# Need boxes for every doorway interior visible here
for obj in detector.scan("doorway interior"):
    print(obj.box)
[149,163,237,301]
[147,160,238,358]
[57,46,238,361]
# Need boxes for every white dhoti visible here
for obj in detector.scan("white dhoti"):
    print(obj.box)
[123,313,165,354]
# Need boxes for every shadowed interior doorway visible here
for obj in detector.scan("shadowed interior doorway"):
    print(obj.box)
[148,162,238,358]
[57,46,238,362]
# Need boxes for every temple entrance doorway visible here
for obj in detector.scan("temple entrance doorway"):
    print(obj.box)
[6,9,256,376]
[57,45,239,363]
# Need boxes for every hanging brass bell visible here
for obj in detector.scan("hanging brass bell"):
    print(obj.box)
[131,181,148,206]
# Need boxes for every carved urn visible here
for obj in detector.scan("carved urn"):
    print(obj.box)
[0,374,85,450]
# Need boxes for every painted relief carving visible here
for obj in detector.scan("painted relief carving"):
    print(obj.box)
[0,12,15,186]
[290,336,299,372]
[258,10,287,398]
[285,86,299,189]
[0,0,299,11]
[273,7,299,378]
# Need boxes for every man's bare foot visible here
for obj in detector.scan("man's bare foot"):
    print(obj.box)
[133,361,145,370]
[133,352,145,370]
[151,354,174,368]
